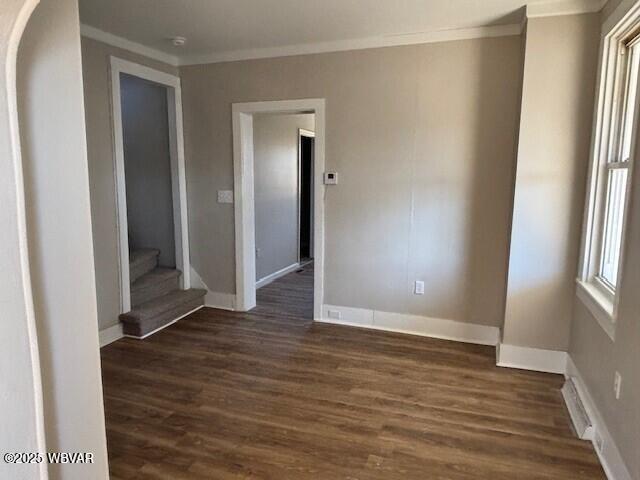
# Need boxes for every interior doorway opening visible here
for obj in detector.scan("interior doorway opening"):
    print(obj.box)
[298,129,315,263]
[120,73,176,269]
[109,57,192,317]
[232,99,326,319]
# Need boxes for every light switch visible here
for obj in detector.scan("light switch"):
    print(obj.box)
[217,190,233,204]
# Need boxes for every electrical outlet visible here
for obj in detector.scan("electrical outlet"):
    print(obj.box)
[255,247,261,258]
[414,280,425,295]
[614,371,622,400]
[327,309,341,320]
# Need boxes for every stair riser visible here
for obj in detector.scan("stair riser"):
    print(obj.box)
[122,297,204,338]
[131,275,180,307]
[129,255,157,283]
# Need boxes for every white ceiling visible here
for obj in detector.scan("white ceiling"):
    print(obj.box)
[79,0,606,64]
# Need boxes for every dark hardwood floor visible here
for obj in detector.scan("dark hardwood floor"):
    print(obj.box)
[101,262,604,479]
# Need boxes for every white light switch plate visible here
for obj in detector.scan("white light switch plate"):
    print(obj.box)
[414,280,425,295]
[217,190,234,204]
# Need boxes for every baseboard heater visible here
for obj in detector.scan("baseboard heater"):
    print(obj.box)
[561,378,594,440]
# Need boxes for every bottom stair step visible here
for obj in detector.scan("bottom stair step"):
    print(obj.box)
[119,288,206,338]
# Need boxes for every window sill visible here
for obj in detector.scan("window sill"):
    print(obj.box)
[575,279,616,341]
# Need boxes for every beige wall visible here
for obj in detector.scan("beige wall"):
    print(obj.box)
[17,0,109,477]
[569,2,640,478]
[254,113,315,280]
[181,36,522,327]
[121,74,176,267]
[502,13,600,351]
[80,37,177,330]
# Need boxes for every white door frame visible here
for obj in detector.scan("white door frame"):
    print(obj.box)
[110,57,191,313]
[297,128,315,262]
[232,99,325,318]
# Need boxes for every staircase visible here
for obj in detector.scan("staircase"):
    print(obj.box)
[120,248,206,338]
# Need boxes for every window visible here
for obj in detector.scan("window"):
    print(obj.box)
[599,34,638,289]
[578,15,640,339]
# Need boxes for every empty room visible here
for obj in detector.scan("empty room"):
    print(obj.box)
[2,0,639,479]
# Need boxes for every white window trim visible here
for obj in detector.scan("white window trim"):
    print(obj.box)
[578,1,640,341]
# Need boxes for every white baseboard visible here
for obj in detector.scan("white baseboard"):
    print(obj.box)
[317,304,500,346]
[204,291,236,311]
[99,323,123,347]
[190,266,236,310]
[496,343,567,374]
[256,262,300,289]
[565,356,632,480]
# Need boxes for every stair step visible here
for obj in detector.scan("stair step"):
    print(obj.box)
[119,288,206,338]
[131,268,181,307]
[129,248,159,283]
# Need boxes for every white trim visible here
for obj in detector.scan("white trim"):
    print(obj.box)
[80,24,179,66]
[318,304,500,346]
[233,99,326,320]
[256,262,301,289]
[496,344,567,374]
[565,356,633,480]
[526,0,607,18]
[190,265,236,310]
[109,57,191,314]
[179,24,520,66]
[6,1,48,477]
[99,323,124,347]
[576,279,616,340]
[124,305,204,340]
[299,128,315,138]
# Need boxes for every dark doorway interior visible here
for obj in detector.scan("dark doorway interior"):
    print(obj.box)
[299,135,314,261]
[120,73,176,268]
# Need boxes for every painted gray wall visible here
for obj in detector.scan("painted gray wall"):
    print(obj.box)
[254,113,314,280]
[502,13,600,351]
[80,37,178,330]
[121,73,176,267]
[568,2,640,478]
[181,36,522,327]
[17,0,109,477]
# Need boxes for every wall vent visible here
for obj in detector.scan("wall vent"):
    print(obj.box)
[561,378,594,440]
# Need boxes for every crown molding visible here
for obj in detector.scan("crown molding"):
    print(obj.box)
[526,0,608,18]
[80,22,523,68]
[178,24,521,66]
[80,24,179,66]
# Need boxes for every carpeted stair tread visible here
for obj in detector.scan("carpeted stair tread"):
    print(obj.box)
[129,248,160,267]
[120,288,206,338]
[131,267,179,290]
[129,248,160,283]
[131,268,181,307]
[122,288,205,321]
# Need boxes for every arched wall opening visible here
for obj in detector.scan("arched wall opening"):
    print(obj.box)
[1,0,109,478]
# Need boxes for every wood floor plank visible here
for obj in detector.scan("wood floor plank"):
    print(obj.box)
[101,262,604,479]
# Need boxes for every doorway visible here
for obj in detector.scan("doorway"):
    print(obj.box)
[110,57,191,314]
[120,73,176,268]
[232,99,325,319]
[298,129,315,263]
